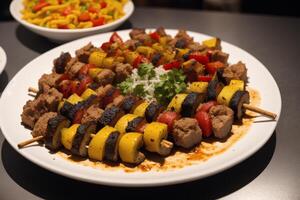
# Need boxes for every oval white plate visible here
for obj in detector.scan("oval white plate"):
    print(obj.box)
[0,46,7,74]
[10,0,134,42]
[0,30,281,187]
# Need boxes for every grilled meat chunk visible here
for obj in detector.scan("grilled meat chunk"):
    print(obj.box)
[81,104,104,124]
[38,72,62,93]
[53,52,71,73]
[222,61,247,84]
[209,105,234,139]
[94,69,115,86]
[21,88,63,129]
[172,118,202,148]
[211,50,229,64]
[115,63,133,83]
[75,42,98,63]
[32,112,57,137]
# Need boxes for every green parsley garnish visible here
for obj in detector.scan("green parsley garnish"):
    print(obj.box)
[137,63,156,79]
[154,69,187,105]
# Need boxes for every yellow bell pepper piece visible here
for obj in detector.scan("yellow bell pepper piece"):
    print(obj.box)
[159,36,168,45]
[57,99,65,112]
[167,94,188,113]
[229,80,245,91]
[217,85,242,106]
[102,57,114,68]
[187,82,209,93]
[133,101,149,117]
[88,126,118,161]
[118,132,144,164]
[136,46,155,58]
[88,68,103,78]
[202,38,220,48]
[143,122,168,153]
[125,51,139,65]
[88,51,107,67]
[61,124,80,150]
[115,114,138,134]
[176,48,189,59]
[81,88,97,100]
[152,43,164,52]
[67,93,83,105]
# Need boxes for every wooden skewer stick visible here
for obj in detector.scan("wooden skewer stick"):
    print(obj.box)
[17,135,44,148]
[28,87,39,94]
[243,104,277,119]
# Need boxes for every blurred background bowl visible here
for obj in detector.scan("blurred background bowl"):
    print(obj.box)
[9,0,134,42]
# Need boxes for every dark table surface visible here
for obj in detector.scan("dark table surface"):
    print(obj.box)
[1,7,300,200]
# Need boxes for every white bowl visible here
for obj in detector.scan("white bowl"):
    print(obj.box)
[9,0,134,42]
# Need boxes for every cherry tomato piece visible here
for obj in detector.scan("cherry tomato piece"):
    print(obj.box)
[198,101,218,113]
[157,111,179,131]
[195,111,212,137]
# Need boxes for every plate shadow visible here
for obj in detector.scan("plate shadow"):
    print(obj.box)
[1,131,276,199]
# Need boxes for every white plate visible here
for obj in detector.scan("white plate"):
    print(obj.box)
[10,0,134,42]
[0,46,7,74]
[0,30,281,187]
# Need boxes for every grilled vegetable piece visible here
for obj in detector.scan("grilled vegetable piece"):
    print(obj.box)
[181,92,202,117]
[118,132,145,164]
[187,82,208,94]
[104,131,120,162]
[67,93,83,105]
[61,124,80,150]
[167,94,188,113]
[81,88,97,100]
[145,102,164,122]
[88,126,120,162]
[143,122,173,156]
[98,106,125,129]
[207,79,224,101]
[45,115,70,151]
[229,90,250,121]
[121,96,144,113]
[133,101,149,117]
[229,79,245,91]
[60,95,97,122]
[126,116,146,132]
[88,51,107,67]
[202,37,220,49]
[157,111,180,131]
[115,114,138,134]
[71,122,97,157]
[217,85,242,106]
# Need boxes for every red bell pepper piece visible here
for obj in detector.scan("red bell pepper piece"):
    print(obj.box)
[73,109,85,124]
[57,74,70,84]
[205,61,224,75]
[75,76,93,96]
[198,75,212,82]
[61,6,72,16]
[198,101,218,113]
[78,64,95,76]
[101,41,112,51]
[57,24,69,29]
[78,12,91,22]
[163,60,181,70]
[33,0,49,12]
[91,17,105,27]
[195,111,213,137]
[188,54,209,65]
[132,55,143,68]
[100,2,107,8]
[109,32,123,43]
[88,6,98,13]
[157,111,180,131]
[150,32,160,41]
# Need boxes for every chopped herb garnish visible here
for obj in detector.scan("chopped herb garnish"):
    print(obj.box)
[137,63,156,79]
[154,69,187,105]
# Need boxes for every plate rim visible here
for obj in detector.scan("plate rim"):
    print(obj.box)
[0,46,7,74]
[0,29,282,187]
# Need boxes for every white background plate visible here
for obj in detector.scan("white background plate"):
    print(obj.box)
[0,30,281,187]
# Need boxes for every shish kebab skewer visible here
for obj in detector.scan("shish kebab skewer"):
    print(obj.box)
[27,86,277,119]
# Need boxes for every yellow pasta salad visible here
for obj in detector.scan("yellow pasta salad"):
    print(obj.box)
[21,0,127,29]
